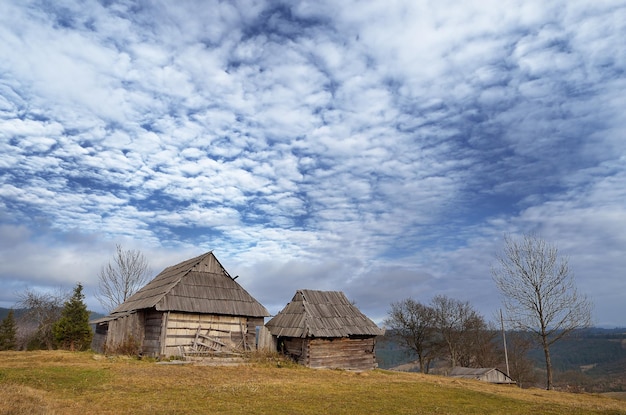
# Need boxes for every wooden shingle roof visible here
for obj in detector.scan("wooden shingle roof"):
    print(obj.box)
[265,289,384,338]
[109,251,269,317]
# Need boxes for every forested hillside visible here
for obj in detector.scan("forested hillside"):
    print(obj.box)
[377,328,626,392]
[0,307,21,320]
[528,328,626,392]
[0,307,104,321]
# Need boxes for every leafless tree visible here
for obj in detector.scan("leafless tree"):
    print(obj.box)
[491,234,592,390]
[96,244,151,313]
[16,288,68,349]
[385,298,438,373]
[506,331,539,388]
[431,295,491,368]
[460,320,500,369]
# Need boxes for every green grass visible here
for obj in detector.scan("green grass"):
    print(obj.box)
[1,351,625,415]
[0,366,110,392]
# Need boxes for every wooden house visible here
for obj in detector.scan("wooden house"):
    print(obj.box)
[448,367,516,384]
[91,251,269,358]
[264,289,385,370]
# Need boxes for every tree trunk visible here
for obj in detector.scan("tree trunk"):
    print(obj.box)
[542,336,553,390]
[418,354,426,374]
[425,358,432,374]
[450,344,457,368]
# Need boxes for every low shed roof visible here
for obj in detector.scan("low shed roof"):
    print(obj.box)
[449,367,515,384]
[265,289,384,338]
[105,251,269,318]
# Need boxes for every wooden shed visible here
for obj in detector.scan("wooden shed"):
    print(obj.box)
[91,251,269,358]
[264,289,385,370]
[449,367,516,384]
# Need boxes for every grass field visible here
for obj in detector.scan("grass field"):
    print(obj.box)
[1,351,625,415]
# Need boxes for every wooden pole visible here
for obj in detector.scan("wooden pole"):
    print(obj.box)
[501,309,510,378]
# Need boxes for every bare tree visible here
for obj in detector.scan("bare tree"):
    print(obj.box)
[459,320,500,369]
[431,295,490,368]
[96,244,151,313]
[506,331,539,388]
[16,288,68,350]
[491,234,592,390]
[385,298,438,373]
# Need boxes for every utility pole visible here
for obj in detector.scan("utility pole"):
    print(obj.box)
[501,309,510,377]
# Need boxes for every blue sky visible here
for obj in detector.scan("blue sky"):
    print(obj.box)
[1,0,625,327]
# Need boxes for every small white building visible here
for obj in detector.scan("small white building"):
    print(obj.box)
[449,367,516,384]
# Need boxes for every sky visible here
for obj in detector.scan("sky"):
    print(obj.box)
[1,0,625,328]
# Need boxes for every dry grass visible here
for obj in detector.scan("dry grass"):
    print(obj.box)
[604,393,626,401]
[1,351,625,415]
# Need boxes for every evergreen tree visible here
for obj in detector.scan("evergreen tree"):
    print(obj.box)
[53,283,93,351]
[0,309,18,350]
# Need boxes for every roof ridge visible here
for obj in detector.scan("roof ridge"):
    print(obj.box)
[161,251,214,293]
[108,250,272,316]
[300,290,312,337]
[266,289,384,338]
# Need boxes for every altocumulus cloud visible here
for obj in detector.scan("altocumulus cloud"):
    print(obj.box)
[0,0,625,326]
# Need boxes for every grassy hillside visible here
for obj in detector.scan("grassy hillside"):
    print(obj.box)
[0,351,625,415]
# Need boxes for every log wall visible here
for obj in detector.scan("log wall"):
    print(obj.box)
[281,337,305,361]
[304,337,378,371]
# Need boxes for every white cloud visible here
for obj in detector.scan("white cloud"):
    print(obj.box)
[0,0,624,327]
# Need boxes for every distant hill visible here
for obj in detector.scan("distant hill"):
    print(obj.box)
[0,307,105,322]
[0,307,25,320]
[528,328,626,371]
[527,328,626,392]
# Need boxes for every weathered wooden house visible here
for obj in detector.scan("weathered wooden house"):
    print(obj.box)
[264,289,385,370]
[91,251,269,358]
[448,367,516,384]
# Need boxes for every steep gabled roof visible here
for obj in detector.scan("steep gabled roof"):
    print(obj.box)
[109,251,269,317]
[265,289,384,338]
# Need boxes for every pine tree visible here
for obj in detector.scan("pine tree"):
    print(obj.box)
[0,309,18,350]
[53,283,93,351]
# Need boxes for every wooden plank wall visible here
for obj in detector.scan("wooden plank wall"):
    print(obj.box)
[91,323,108,353]
[483,370,512,383]
[305,337,378,371]
[142,310,163,357]
[257,326,277,352]
[101,310,264,358]
[104,312,145,354]
[163,312,249,357]
[247,317,265,350]
[281,337,305,362]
